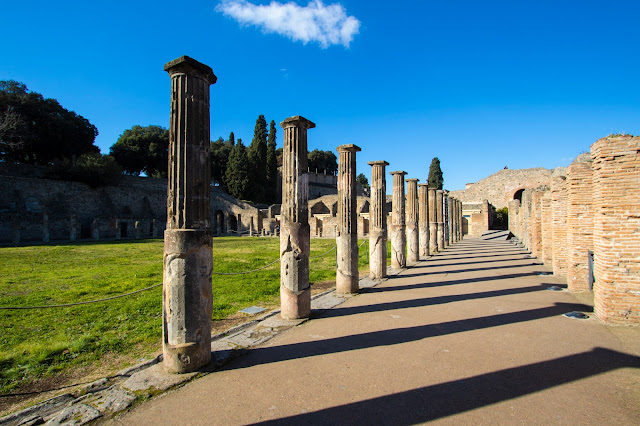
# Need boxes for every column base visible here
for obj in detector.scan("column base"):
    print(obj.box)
[280,286,311,319]
[336,270,359,294]
[163,341,211,374]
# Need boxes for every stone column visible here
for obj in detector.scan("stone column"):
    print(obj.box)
[115,220,121,240]
[92,219,99,240]
[452,199,458,242]
[406,178,419,263]
[458,200,463,240]
[418,184,429,258]
[134,221,141,239]
[42,209,49,243]
[443,191,449,247]
[152,219,158,239]
[368,161,388,279]
[280,116,315,319]
[448,196,454,245]
[428,188,438,253]
[70,214,77,241]
[336,144,361,294]
[12,217,20,245]
[390,171,407,269]
[162,56,216,373]
[436,190,444,251]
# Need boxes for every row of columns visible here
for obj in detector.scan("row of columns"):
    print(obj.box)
[161,55,465,373]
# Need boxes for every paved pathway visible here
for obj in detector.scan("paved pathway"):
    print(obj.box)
[114,238,640,425]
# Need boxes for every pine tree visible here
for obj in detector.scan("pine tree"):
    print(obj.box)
[247,115,268,202]
[266,120,278,203]
[225,140,250,200]
[428,157,444,189]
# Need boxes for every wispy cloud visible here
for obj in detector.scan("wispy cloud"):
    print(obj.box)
[216,0,361,48]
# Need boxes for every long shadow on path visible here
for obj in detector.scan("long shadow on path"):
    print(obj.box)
[251,348,639,425]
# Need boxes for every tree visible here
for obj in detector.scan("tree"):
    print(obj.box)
[356,173,369,191]
[248,115,268,202]
[109,125,169,177]
[47,153,122,188]
[0,80,99,164]
[265,120,278,203]
[308,149,337,173]
[225,140,250,200]
[428,157,444,189]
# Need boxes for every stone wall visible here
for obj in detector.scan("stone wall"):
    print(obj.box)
[450,167,553,209]
[566,154,593,292]
[462,200,493,237]
[0,171,261,243]
[591,135,640,324]
[551,175,568,277]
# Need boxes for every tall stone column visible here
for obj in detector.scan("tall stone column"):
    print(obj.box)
[336,144,361,294]
[42,209,49,243]
[280,116,315,319]
[418,184,429,258]
[436,190,444,251]
[451,199,457,242]
[368,161,388,279]
[443,191,449,247]
[458,200,463,240]
[406,178,419,263]
[70,214,77,241]
[390,171,407,269]
[428,188,438,253]
[162,56,216,374]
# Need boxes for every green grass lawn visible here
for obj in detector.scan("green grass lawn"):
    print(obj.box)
[0,237,380,395]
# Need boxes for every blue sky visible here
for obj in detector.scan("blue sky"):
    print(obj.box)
[2,0,639,190]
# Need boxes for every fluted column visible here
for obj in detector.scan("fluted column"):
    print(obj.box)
[436,190,444,251]
[406,178,419,263]
[368,161,389,279]
[336,144,361,294]
[428,188,438,253]
[280,116,315,319]
[163,56,216,374]
[390,171,407,268]
[458,200,463,240]
[418,184,429,258]
[443,191,449,247]
[448,196,454,245]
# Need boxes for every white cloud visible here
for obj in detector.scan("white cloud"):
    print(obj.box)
[216,0,361,48]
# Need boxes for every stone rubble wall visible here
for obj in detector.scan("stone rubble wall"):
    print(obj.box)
[507,135,640,325]
[450,167,553,209]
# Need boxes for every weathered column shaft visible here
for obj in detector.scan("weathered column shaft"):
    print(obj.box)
[443,192,449,247]
[406,178,419,263]
[163,56,216,374]
[458,200,463,240]
[390,171,407,268]
[368,161,389,279]
[280,116,315,319]
[428,188,438,253]
[436,190,444,251]
[336,144,361,294]
[418,184,429,258]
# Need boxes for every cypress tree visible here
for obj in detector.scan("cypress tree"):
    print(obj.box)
[248,115,268,202]
[225,140,250,200]
[428,157,444,189]
[266,120,278,203]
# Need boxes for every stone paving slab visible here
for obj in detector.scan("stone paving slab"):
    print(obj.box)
[121,364,197,394]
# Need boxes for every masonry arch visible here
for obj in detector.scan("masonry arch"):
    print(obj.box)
[311,201,330,216]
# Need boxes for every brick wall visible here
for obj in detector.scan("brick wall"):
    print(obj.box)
[566,154,594,292]
[541,192,553,267]
[551,176,568,277]
[530,189,544,258]
[591,135,640,324]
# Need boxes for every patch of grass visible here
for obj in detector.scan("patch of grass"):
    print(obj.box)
[0,237,379,395]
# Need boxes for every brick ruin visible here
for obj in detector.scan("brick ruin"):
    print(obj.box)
[509,135,640,325]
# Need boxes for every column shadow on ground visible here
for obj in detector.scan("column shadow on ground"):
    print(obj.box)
[217,302,592,372]
[250,347,640,425]
[393,264,542,280]
[364,272,551,293]
[417,257,537,268]
[317,284,553,319]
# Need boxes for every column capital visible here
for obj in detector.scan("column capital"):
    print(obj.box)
[390,170,407,176]
[406,178,419,183]
[368,160,389,166]
[164,55,217,85]
[280,115,316,130]
[337,144,361,153]
[418,183,429,188]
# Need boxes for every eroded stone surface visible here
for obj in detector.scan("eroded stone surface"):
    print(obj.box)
[122,364,197,394]
[406,178,419,263]
[418,184,429,258]
[336,144,361,294]
[368,161,389,279]
[390,171,407,269]
[44,404,101,425]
